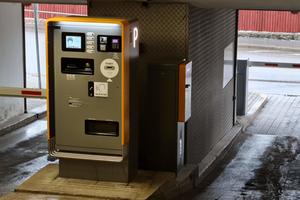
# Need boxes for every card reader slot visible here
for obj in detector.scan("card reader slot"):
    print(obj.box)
[85,120,119,137]
[61,57,94,75]
[105,65,115,70]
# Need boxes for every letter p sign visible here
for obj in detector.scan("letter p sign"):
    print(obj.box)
[133,27,139,48]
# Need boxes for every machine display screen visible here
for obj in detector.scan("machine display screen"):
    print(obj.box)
[66,36,81,49]
[62,32,85,52]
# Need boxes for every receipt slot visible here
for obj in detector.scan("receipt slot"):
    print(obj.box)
[46,17,139,182]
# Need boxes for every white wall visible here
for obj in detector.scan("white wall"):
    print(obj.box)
[0,2,24,122]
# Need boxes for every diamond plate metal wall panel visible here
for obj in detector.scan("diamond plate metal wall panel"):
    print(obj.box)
[187,6,237,163]
[89,2,188,61]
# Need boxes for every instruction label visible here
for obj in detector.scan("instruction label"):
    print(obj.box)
[94,82,108,97]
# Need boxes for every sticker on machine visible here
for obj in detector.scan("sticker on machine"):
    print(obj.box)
[94,82,108,97]
[100,59,119,79]
[68,97,82,107]
[66,74,76,80]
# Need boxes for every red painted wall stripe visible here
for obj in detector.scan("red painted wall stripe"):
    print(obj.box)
[21,90,42,96]
[239,10,300,33]
[24,4,87,19]
[265,63,278,67]
[293,64,300,68]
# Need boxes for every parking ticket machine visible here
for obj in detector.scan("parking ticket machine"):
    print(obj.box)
[46,17,139,182]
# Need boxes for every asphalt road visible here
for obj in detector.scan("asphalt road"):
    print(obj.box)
[249,67,300,96]
[238,37,300,51]
[239,47,300,64]
[238,37,300,64]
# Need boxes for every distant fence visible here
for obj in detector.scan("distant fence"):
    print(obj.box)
[24,4,87,19]
[239,10,300,33]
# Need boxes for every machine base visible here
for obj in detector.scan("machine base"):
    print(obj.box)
[13,164,176,200]
[59,158,134,183]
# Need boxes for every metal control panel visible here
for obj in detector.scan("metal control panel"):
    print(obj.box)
[47,17,139,182]
[55,22,123,155]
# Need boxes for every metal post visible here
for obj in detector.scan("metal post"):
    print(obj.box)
[237,59,249,116]
[21,4,27,113]
[34,3,42,89]
[233,9,239,124]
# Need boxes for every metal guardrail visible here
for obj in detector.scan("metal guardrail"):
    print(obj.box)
[0,87,46,99]
[249,61,300,68]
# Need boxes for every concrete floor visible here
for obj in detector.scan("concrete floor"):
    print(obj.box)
[247,95,300,136]
[180,134,300,200]
[178,94,300,200]
[0,119,49,197]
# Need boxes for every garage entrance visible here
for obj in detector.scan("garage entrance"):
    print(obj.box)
[179,9,300,200]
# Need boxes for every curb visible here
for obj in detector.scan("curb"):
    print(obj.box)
[0,106,47,137]
[238,31,300,52]
[249,79,300,84]
[238,43,300,52]
[151,164,198,199]
[194,124,243,186]
[239,31,300,41]
[237,93,268,132]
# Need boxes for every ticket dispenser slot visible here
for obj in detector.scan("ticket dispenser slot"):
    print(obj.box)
[46,17,139,183]
[61,58,94,75]
[85,120,119,137]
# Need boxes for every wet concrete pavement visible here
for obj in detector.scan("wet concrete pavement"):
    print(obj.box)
[243,136,300,199]
[0,119,49,197]
[177,92,300,200]
[179,134,300,200]
[247,95,300,136]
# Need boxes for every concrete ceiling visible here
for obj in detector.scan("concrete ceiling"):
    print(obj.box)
[184,0,300,10]
[2,0,300,10]
[89,0,300,11]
